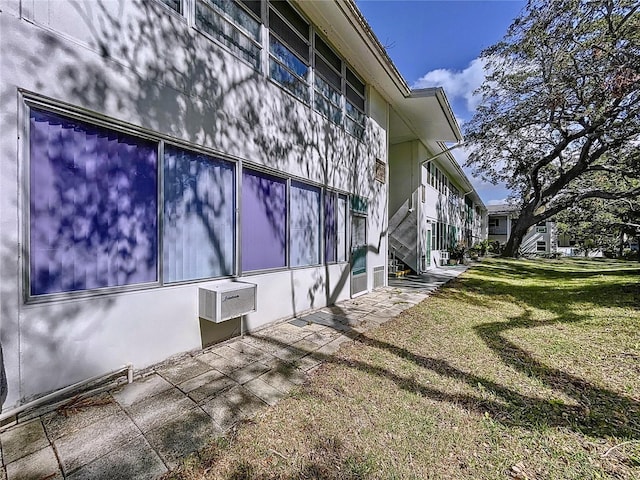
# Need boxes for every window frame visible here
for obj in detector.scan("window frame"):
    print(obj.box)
[23,100,162,303]
[267,0,311,103]
[240,166,289,274]
[162,143,237,284]
[194,0,264,72]
[21,93,243,304]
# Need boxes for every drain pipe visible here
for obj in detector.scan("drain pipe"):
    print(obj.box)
[420,141,465,168]
[0,364,133,423]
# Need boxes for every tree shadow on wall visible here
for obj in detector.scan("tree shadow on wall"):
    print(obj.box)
[1,0,386,407]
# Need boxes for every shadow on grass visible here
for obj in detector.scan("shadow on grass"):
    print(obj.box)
[281,258,640,442]
[459,258,640,311]
[173,259,639,479]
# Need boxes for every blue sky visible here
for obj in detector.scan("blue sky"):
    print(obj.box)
[356,0,526,205]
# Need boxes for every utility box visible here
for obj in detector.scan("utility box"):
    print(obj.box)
[198,282,257,323]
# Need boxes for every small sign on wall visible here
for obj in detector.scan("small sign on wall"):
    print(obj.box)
[375,159,386,183]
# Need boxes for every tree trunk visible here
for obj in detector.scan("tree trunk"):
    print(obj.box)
[502,213,534,257]
[618,231,624,258]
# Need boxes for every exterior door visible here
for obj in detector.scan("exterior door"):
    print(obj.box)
[351,214,367,295]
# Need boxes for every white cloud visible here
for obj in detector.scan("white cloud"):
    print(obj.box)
[487,198,508,206]
[413,58,488,113]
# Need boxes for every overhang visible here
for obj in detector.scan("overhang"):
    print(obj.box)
[389,88,462,145]
[296,0,462,145]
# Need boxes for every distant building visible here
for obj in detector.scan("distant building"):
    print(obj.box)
[487,204,555,255]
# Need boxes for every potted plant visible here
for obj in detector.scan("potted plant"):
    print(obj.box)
[449,242,467,265]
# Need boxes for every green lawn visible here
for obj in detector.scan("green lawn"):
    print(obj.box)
[167,258,640,479]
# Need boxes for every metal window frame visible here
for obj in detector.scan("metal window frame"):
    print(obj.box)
[19,90,243,304]
[194,0,264,71]
[21,98,162,304]
[160,143,239,286]
[289,180,322,269]
[266,0,311,101]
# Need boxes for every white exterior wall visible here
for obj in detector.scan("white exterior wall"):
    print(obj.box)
[389,139,484,270]
[0,1,388,407]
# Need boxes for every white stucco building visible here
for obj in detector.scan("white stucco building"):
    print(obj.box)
[389,139,487,271]
[487,204,555,255]
[0,0,485,410]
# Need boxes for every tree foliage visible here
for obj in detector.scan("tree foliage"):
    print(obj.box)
[555,196,639,256]
[465,0,640,256]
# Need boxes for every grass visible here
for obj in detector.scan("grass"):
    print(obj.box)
[165,257,640,479]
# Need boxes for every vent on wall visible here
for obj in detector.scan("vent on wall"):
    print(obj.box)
[351,274,367,296]
[199,282,257,323]
[373,266,385,289]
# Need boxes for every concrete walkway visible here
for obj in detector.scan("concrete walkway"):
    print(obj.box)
[1,266,467,480]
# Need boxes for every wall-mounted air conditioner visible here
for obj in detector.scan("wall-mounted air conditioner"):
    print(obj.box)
[198,282,257,323]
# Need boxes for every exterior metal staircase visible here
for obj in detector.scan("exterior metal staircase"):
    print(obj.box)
[388,198,418,273]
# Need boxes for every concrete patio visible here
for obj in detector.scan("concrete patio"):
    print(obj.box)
[0,266,466,480]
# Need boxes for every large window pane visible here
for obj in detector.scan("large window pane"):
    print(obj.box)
[269,58,309,101]
[324,193,336,263]
[337,194,347,262]
[163,147,235,283]
[242,169,286,271]
[195,0,262,70]
[29,109,158,295]
[269,37,308,77]
[290,181,320,267]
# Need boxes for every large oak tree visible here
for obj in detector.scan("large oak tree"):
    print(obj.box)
[465,0,640,256]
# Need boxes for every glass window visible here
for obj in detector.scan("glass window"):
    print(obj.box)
[270,0,308,38]
[351,215,367,275]
[324,192,347,263]
[29,109,158,296]
[268,1,310,101]
[314,76,342,125]
[269,57,309,101]
[315,35,341,72]
[314,35,342,126]
[163,147,235,283]
[159,0,182,14]
[290,181,320,266]
[537,241,547,252]
[195,0,262,70]
[337,194,347,262]
[324,192,336,263]
[242,169,287,271]
[345,67,366,138]
[269,36,308,77]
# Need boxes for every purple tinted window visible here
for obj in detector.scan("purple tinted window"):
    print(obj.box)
[324,192,336,263]
[241,169,286,271]
[29,109,158,295]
